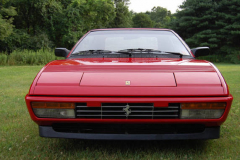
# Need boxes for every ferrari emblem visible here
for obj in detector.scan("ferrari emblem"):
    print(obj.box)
[123,105,131,117]
[125,81,131,85]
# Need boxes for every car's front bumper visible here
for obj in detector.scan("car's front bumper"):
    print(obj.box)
[39,125,220,140]
[26,95,232,140]
[26,95,233,127]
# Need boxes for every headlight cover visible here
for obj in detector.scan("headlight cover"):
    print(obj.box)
[33,108,75,118]
[31,102,75,118]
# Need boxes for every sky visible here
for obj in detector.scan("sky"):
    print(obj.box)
[128,0,185,13]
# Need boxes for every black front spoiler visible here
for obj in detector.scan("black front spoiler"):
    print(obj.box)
[39,126,220,140]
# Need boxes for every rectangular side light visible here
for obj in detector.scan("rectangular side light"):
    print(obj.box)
[31,102,75,118]
[180,102,226,119]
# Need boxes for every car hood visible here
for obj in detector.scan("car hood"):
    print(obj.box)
[30,58,228,96]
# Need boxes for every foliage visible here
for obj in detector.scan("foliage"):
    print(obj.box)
[197,51,240,64]
[0,53,8,65]
[132,13,153,28]
[147,6,172,28]
[0,0,239,64]
[197,54,228,63]
[63,0,116,48]
[172,0,240,56]
[225,51,240,64]
[0,49,62,65]
[0,0,117,51]
[0,6,17,40]
[132,6,173,28]
[111,0,132,28]
[0,29,54,52]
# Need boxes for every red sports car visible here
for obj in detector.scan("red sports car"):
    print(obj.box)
[25,28,233,140]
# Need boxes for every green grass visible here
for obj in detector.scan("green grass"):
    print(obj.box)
[0,64,239,159]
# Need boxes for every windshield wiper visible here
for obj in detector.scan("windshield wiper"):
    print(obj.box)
[163,51,184,58]
[117,48,156,57]
[117,48,184,58]
[71,49,185,58]
[72,50,113,55]
[117,48,153,54]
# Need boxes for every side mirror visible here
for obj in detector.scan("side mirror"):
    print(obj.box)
[191,47,210,58]
[55,48,70,57]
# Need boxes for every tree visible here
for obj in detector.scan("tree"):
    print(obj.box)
[0,6,17,40]
[132,13,153,28]
[63,0,116,48]
[111,0,132,28]
[148,6,171,28]
[0,0,116,51]
[171,0,240,55]
[216,0,240,54]
[1,0,62,51]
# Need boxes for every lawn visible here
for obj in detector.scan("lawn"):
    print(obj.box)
[0,64,239,160]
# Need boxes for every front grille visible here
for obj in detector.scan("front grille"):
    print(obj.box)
[76,103,180,119]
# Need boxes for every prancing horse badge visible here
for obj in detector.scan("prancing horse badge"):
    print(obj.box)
[123,104,131,117]
[125,81,131,85]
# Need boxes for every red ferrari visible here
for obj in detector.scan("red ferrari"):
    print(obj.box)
[25,28,233,140]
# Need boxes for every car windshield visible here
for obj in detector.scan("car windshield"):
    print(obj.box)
[72,30,190,56]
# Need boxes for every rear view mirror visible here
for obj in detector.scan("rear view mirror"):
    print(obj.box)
[55,48,70,58]
[191,47,210,58]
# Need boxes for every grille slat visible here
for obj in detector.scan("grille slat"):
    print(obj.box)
[102,106,153,108]
[76,103,180,119]
[76,115,101,117]
[163,107,178,109]
[152,110,178,112]
[154,115,178,117]
[77,110,101,112]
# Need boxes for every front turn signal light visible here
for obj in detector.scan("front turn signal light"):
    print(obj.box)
[181,102,226,110]
[32,102,75,109]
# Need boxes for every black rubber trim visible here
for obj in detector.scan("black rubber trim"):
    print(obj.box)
[68,54,194,59]
[39,126,220,140]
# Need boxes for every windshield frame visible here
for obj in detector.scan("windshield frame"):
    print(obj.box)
[69,29,193,58]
